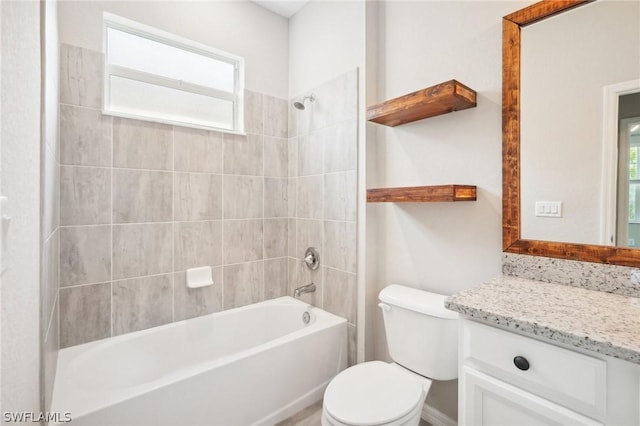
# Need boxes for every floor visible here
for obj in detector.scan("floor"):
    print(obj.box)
[277,401,433,426]
[277,401,323,425]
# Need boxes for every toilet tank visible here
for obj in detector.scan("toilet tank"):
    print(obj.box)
[379,285,458,381]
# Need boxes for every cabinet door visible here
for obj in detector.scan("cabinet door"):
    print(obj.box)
[461,367,602,426]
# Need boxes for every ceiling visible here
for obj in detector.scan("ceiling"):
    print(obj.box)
[252,0,310,18]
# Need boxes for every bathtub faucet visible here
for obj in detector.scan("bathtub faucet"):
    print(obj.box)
[293,283,316,298]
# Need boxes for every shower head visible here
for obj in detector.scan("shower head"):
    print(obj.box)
[293,94,316,110]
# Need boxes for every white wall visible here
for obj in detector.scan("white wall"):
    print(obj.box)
[370,0,530,418]
[289,0,365,98]
[373,0,524,307]
[1,0,42,415]
[58,0,289,98]
[520,0,640,245]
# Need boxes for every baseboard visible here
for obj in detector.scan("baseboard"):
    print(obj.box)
[421,403,457,426]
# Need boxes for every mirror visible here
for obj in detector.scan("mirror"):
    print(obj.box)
[519,0,640,246]
[503,0,640,266]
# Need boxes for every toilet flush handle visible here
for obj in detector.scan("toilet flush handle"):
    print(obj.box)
[378,303,391,312]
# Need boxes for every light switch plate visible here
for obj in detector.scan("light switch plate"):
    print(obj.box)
[535,201,562,218]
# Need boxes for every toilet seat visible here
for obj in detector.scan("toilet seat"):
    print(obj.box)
[322,398,423,426]
[323,361,426,426]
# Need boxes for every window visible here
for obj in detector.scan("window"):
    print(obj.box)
[103,13,244,133]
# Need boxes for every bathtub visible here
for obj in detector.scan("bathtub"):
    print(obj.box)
[51,297,348,425]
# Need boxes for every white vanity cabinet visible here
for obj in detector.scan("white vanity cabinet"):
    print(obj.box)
[459,319,640,426]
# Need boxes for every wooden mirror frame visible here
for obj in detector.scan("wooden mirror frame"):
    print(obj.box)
[502,0,640,267]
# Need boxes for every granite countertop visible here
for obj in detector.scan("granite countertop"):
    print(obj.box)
[445,276,640,365]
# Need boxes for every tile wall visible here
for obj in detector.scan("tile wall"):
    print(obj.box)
[58,43,290,347]
[58,44,360,361]
[288,69,359,365]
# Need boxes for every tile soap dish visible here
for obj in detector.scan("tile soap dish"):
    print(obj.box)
[187,266,214,288]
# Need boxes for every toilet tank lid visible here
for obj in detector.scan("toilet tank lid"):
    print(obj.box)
[379,285,458,319]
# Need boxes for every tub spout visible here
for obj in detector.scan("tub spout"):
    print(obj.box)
[294,283,316,298]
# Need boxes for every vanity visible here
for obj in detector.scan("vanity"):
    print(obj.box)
[446,277,640,425]
[446,0,640,424]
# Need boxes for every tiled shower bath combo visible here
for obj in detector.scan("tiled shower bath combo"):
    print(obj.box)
[48,42,358,422]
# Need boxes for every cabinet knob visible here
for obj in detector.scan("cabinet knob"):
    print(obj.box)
[513,356,530,371]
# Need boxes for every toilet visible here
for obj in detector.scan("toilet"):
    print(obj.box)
[322,285,459,426]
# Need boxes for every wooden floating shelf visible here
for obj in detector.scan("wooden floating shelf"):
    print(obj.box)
[367,185,477,203]
[367,80,477,127]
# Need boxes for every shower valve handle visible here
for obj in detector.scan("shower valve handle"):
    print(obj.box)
[304,247,320,270]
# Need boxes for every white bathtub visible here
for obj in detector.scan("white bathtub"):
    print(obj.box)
[51,297,348,425]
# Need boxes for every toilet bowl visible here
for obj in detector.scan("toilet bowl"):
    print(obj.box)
[321,362,431,426]
[321,285,458,426]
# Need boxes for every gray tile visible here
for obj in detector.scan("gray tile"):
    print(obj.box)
[60,226,111,286]
[323,267,356,324]
[297,176,323,219]
[113,169,172,223]
[60,282,111,348]
[324,120,357,173]
[324,221,356,273]
[174,127,223,173]
[174,221,222,271]
[296,220,323,261]
[298,131,323,176]
[264,219,288,259]
[60,166,110,226]
[223,261,264,309]
[113,117,172,170]
[311,69,357,131]
[264,136,288,177]
[112,223,173,280]
[174,173,222,221]
[60,104,111,166]
[324,171,357,221]
[174,269,223,321]
[288,178,297,217]
[223,175,263,219]
[112,274,173,335]
[223,133,263,175]
[223,220,263,264]
[264,95,288,138]
[288,257,322,306]
[264,258,289,300]
[288,219,297,257]
[244,90,263,135]
[288,137,297,177]
[60,44,103,108]
[265,178,288,218]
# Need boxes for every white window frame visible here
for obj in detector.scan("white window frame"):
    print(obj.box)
[102,13,245,134]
